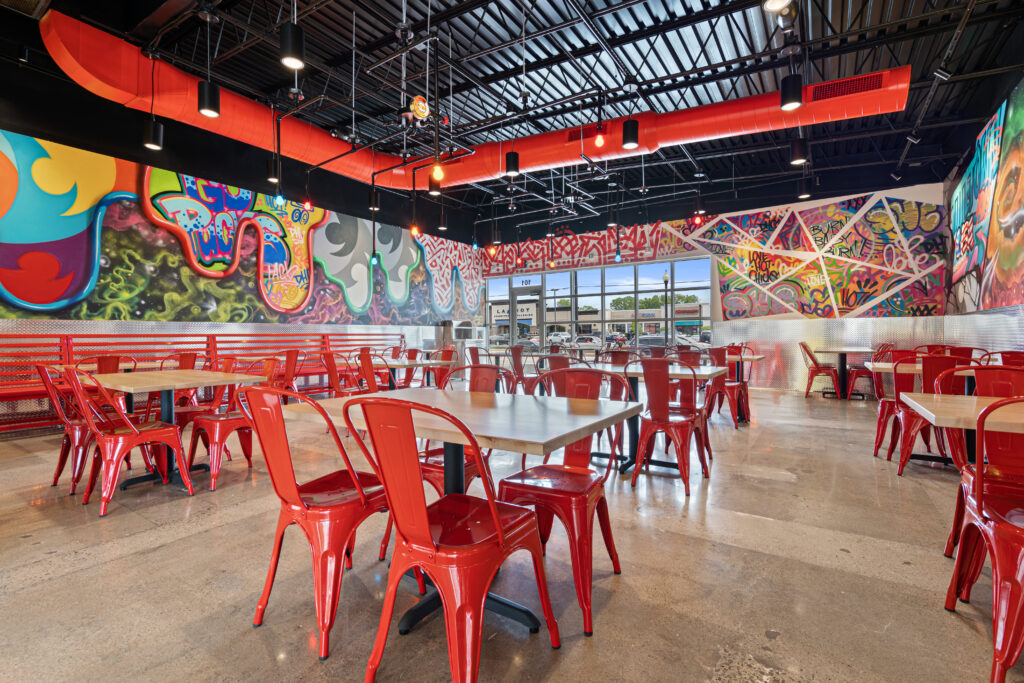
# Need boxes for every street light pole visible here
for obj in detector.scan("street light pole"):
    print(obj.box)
[663,269,670,346]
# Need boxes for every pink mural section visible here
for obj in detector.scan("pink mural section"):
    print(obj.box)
[483,186,946,320]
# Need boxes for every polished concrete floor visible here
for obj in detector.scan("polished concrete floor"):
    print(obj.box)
[0,390,1009,681]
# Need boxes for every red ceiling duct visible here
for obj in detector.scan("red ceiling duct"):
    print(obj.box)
[40,10,911,192]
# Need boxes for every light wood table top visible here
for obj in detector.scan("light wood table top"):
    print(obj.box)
[281,387,643,456]
[726,354,764,362]
[372,358,453,369]
[591,363,727,381]
[814,347,875,355]
[89,369,265,393]
[900,393,1024,433]
[864,362,978,375]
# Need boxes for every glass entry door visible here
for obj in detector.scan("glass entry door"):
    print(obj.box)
[509,284,542,347]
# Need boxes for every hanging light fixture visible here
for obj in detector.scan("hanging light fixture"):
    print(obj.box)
[622,118,639,150]
[142,54,163,150]
[428,175,441,196]
[266,158,280,184]
[280,1,305,70]
[695,190,706,215]
[614,225,622,262]
[594,122,605,148]
[790,136,808,165]
[780,72,802,111]
[548,232,556,269]
[410,224,421,237]
[369,187,380,211]
[431,161,444,181]
[198,21,219,118]
[797,178,811,199]
[504,150,520,178]
[438,206,447,231]
[763,0,795,10]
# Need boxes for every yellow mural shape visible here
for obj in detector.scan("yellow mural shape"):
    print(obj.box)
[32,138,116,216]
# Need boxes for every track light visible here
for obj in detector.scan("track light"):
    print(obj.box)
[790,137,808,165]
[143,118,164,151]
[267,158,281,184]
[280,22,305,70]
[504,151,520,178]
[762,0,795,10]
[797,178,811,199]
[369,188,380,211]
[198,80,220,118]
[780,73,802,111]
[429,175,441,196]
[622,118,639,150]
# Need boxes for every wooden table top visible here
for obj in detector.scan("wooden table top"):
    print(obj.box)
[591,363,727,380]
[372,358,453,369]
[89,369,265,393]
[900,393,1024,433]
[814,347,875,355]
[864,362,978,375]
[725,354,764,362]
[281,387,643,455]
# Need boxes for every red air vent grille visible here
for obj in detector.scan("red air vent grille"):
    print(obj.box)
[812,73,883,101]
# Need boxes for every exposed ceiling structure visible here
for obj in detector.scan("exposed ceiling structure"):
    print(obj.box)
[5,0,1024,244]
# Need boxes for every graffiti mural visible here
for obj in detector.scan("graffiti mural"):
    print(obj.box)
[0,128,485,324]
[484,186,946,320]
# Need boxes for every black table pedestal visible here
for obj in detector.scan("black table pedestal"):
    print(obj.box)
[119,388,208,491]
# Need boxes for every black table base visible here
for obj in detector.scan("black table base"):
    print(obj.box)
[396,441,540,635]
[120,388,208,491]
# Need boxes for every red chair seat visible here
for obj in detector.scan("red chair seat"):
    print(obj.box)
[428,493,535,547]
[502,464,602,496]
[299,470,386,508]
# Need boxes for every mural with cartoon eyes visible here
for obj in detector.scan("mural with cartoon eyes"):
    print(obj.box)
[0,131,135,310]
[312,214,420,312]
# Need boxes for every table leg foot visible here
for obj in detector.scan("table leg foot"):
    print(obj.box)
[119,463,210,491]
[397,588,540,635]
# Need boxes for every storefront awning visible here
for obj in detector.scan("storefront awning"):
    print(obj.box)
[494,319,532,325]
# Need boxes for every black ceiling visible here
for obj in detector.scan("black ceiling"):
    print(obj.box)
[3,0,1024,244]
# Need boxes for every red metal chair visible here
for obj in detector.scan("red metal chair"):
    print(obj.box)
[36,364,96,494]
[648,346,667,359]
[707,345,751,428]
[378,364,519,562]
[507,344,540,393]
[938,366,1024,559]
[598,349,640,365]
[466,345,481,364]
[64,369,193,516]
[548,343,563,354]
[424,346,456,387]
[187,358,278,491]
[172,357,236,430]
[981,351,1024,367]
[675,349,702,366]
[242,386,387,661]
[892,354,963,475]
[499,367,627,636]
[944,396,1024,682]
[846,343,890,399]
[272,349,305,401]
[914,344,951,354]
[798,342,840,398]
[867,346,901,457]
[344,396,560,682]
[392,348,420,389]
[629,359,710,494]
[949,346,988,360]
[75,355,138,373]
[321,352,364,398]
[358,349,391,392]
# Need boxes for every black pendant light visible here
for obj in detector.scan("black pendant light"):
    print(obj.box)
[142,54,163,151]
[780,72,802,111]
[694,190,706,215]
[438,205,447,231]
[797,178,811,199]
[198,21,219,118]
[622,118,639,150]
[790,137,808,165]
[504,150,520,178]
[428,174,441,196]
[280,21,305,70]
[369,187,380,212]
[266,157,280,184]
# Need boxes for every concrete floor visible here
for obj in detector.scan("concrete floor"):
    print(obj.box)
[0,390,1009,681]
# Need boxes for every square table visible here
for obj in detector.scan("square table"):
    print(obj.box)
[814,348,874,399]
[87,369,264,489]
[899,393,1024,464]
[372,357,453,388]
[282,386,642,635]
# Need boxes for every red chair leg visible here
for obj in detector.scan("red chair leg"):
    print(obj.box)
[378,514,393,561]
[595,496,621,574]
[525,535,561,649]
[536,506,555,554]
[238,428,254,467]
[873,402,895,457]
[207,440,225,491]
[885,419,901,461]
[804,372,814,397]
[308,520,351,660]
[365,556,411,682]
[990,544,1024,680]
[97,443,131,517]
[52,435,71,486]
[630,423,656,487]
[254,513,291,626]
[68,438,92,495]
[669,423,694,495]
[897,412,926,476]
[431,561,494,681]
[944,485,966,558]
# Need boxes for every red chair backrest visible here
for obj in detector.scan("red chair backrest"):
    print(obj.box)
[358,348,383,392]
[441,364,516,393]
[724,344,748,382]
[62,369,138,438]
[344,397,501,551]
[870,346,894,400]
[600,349,634,365]
[467,346,481,364]
[649,347,666,359]
[972,366,1024,398]
[159,351,199,370]
[508,345,527,379]
[241,387,371,509]
[78,355,136,373]
[204,356,236,407]
[35,364,75,427]
[798,342,824,370]
[640,358,696,422]
[920,354,960,395]
[230,357,279,409]
[322,352,347,394]
[532,368,631,475]
[676,349,701,366]
[549,343,562,354]
[974,398,1024,513]
[914,344,950,354]
[275,349,303,388]
[981,351,1024,367]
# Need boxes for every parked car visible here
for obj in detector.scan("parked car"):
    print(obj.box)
[517,338,540,350]
[572,335,602,346]
[547,331,571,344]
[604,332,626,345]
[636,334,669,347]
[490,334,509,347]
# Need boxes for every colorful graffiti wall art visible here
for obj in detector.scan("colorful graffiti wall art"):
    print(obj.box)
[0,128,485,324]
[483,186,945,320]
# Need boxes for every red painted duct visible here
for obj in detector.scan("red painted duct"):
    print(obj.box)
[40,10,911,192]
